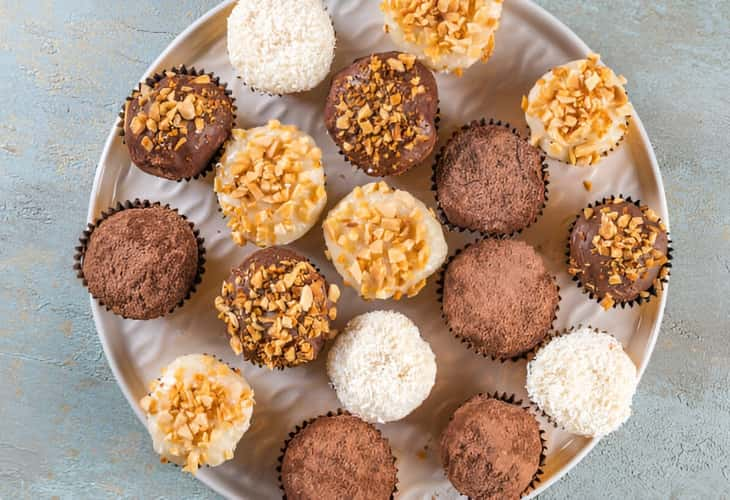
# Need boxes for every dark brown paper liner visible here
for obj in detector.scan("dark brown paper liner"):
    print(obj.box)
[566,194,673,309]
[436,239,561,362]
[442,392,547,497]
[277,409,399,499]
[73,199,207,320]
[117,65,236,182]
[432,118,550,238]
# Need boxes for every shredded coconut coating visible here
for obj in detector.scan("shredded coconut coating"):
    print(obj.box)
[523,53,633,166]
[381,0,503,74]
[327,310,437,423]
[140,354,255,473]
[323,181,448,300]
[215,120,327,248]
[526,328,637,437]
[227,0,335,94]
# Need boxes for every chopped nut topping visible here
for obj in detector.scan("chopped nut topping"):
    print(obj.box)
[214,121,327,248]
[524,53,632,166]
[214,257,338,369]
[381,0,503,72]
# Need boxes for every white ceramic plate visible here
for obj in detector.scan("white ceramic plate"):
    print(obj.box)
[88,1,670,498]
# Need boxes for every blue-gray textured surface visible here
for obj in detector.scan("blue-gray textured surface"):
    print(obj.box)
[0,0,728,498]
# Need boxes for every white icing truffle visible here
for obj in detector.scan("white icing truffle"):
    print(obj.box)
[523,53,633,166]
[526,328,637,437]
[140,354,255,472]
[381,0,503,74]
[227,0,335,94]
[215,120,327,248]
[327,310,437,423]
[323,181,448,300]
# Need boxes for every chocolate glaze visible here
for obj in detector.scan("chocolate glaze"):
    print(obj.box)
[570,201,669,302]
[324,51,438,176]
[442,239,559,359]
[124,72,234,180]
[81,206,199,320]
[440,395,542,500]
[435,122,545,234]
[281,414,397,500]
[227,248,331,367]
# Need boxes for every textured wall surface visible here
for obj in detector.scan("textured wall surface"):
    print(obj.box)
[0,0,728,498]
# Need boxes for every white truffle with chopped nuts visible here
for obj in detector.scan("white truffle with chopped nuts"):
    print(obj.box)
[323,181,448,300]
[215,120,327,247]
[327,310,437,423]
[523,53,633,166]
[381,0,504,75]
[139,354,255,473]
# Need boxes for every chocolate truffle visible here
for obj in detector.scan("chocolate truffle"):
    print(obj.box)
[442,239,559,359]
[435,121,546,235]
[124,69,234,180]
[568,197,670,309]
[214,248,340,369]
[80,204,200,320]
[324,51,438,177]
[281,414,397,500]
[441,395,542,500]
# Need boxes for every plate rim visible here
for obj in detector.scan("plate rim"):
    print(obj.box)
[87,0,670,498]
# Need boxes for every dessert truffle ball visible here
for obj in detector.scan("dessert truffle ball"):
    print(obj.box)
[441,394,542,499]
[526,327,638,437]
[435,120,546,235]
[442,239,559,359]
[281,413,397,500]
[324,52,438,176]
[140,354,255,473]
[323,181,448,300]
[381,0,504,74]
[327,310,437,423]
[80,204,201,320]
[214,247,340,369]
[124,69,234,180]
[214,120,327,247]
[523,53,633,166]
[227,0,335,95]
[568,197,670,310]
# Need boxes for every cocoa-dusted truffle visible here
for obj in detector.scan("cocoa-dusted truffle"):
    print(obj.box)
[442,239,559,359]
[80,205,200,320]
[281,414,397,500]
[568,197,669,309]
[124,69,234,180]
[435,121,546,235]
[214,248,340,369]
[441,395,542,500]
[324,51,438,177]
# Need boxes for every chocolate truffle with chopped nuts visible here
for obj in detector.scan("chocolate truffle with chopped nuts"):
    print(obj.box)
[281,413,398,500]
[324,51,438,177]
[214,247,340,369]
[124,69,234,180]
[568,197,669,310]
[435,121,546,235]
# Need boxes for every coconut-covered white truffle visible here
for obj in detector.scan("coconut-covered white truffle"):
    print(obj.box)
[323,181,448,300]
[140,354,255,472]
[327,310,437,423]
[227,0,336,94]
[526,328,637,437]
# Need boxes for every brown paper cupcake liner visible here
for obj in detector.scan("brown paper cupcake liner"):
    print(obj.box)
[432,118,550,238]
[565,194,673,309]
[443,392,547,497]
[277,409,399,499]
[73,199,206,319]
[436,239,561,362]
[117,65,236,182]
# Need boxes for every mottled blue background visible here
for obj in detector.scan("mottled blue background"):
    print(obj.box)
[0,1,728,498]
